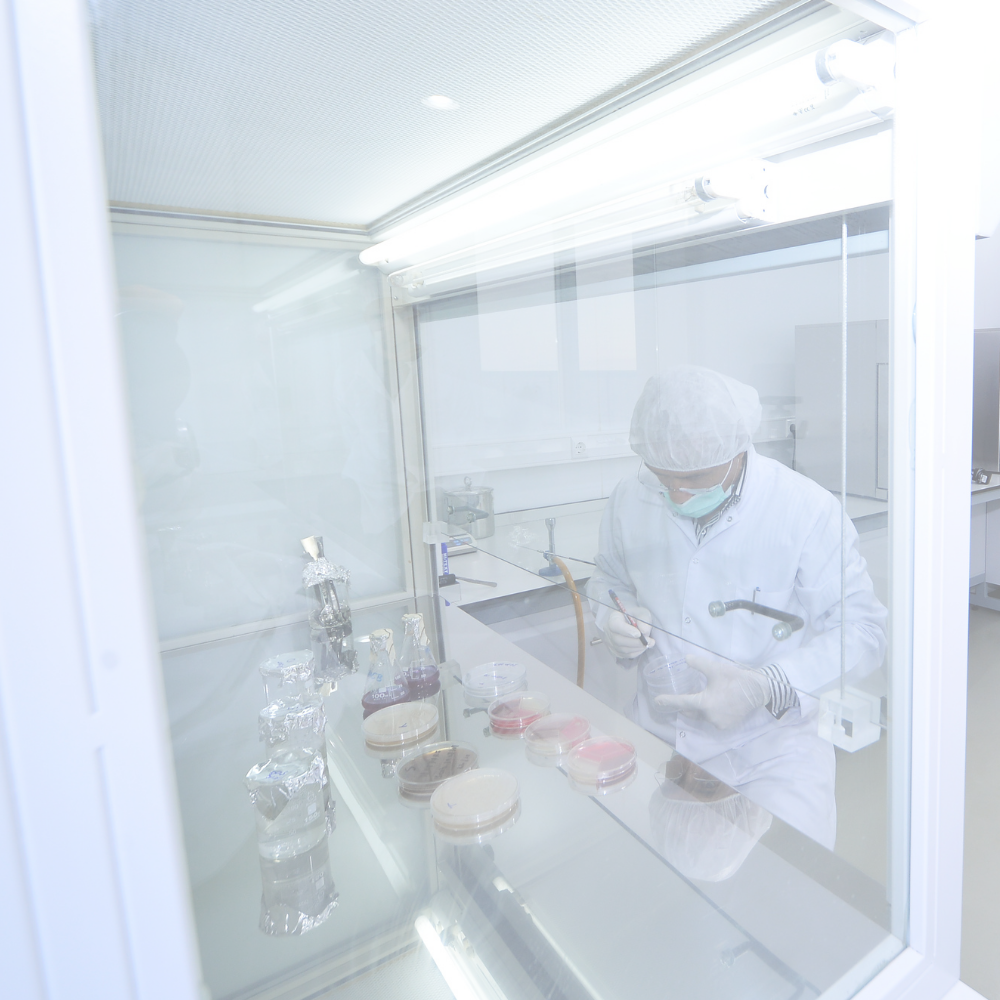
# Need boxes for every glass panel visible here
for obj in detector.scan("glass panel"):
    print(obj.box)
[412,206,904,989]
[113,232,407,643]
[99,17,909,1000]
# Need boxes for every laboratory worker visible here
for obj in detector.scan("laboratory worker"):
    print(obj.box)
[589,366,886,848]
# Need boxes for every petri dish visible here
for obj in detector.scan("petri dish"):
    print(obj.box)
[524,713,591,763]
[462,661,527,707]
[362,701,438,750]
[396,742,479,802]
[566,736,638,795]
[431,768,520,843]
[488,691,550,738]
[643,656,706,722]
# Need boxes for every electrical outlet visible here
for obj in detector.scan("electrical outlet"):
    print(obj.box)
[572,440,587,458]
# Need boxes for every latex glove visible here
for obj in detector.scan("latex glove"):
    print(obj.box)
[654,654,768,730]
[603,608,655,659]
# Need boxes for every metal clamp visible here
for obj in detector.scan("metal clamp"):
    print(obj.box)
[708,599,804,641]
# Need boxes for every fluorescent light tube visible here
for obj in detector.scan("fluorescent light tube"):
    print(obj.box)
[415,915,487,1000]
[361,33,894,280]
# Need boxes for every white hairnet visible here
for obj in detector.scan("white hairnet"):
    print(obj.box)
[629,366,762,472]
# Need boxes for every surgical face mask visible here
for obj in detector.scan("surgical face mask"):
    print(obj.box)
[658,459,735,518]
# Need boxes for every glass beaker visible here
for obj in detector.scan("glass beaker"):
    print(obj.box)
[245,749,326,860]
[258,837,339,937]
[259,697,335,833]
[398,612,440,700]
[641,649,707,724]
[259,650,314,705]
[309,608,356,689]
[361,628,409,718]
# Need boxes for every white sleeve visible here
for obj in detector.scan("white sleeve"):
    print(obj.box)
[769,502,887,698]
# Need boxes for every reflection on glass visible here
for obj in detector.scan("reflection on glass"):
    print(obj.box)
[258,838,338,937]
[117,193,903,999]
[650,757,771,882]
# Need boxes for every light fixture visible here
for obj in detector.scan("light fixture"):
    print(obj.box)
[383,161,773,296]
[414,915,487,1000]
[422,94,459,110]
[362,31,895,289]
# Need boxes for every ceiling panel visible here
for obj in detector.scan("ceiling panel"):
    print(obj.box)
[89,0,802,227]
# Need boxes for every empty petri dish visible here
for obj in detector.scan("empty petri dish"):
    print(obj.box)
[396,742,479,802]
[462,661,527,707]
[566,736,638,795]
[488,691,551,738]
[431,768,520,843]
[362,701,438,750]
[643,656,707,722]
[524,713,591,763]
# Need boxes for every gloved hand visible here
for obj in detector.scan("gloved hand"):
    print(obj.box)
[603,608,655,659]
[654,655,769,729]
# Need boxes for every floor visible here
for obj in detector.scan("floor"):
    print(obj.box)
[962,606,1000,998]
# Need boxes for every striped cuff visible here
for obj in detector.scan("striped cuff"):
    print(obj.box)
[756,663,800,719]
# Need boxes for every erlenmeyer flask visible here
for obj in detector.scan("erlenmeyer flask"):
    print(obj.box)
[361,628,409,718]
[398,613,440,700]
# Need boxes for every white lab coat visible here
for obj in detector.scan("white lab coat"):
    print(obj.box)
[589,446,887,847]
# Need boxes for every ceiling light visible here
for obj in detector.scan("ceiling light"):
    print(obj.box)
[365,34,894,284]
[422,94,458,110]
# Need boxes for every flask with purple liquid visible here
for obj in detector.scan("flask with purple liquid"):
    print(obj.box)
[398,613,440,700]
[361,628,409,718]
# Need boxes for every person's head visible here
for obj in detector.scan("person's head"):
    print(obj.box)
[629,366,761,512]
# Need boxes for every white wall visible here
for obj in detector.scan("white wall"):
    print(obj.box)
[418,248,891,514]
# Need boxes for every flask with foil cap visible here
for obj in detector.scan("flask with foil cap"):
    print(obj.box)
[361,628,409,718]
[259,650,315,705]
[245,749,326,860]
[398,612,440,699]
[259,698,335,833]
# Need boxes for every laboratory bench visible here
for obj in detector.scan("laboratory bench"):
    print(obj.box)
[165,593,900,1000]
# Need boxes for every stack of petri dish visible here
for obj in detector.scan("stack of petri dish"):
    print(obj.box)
[396,741,479,805]
[462,661,527,708]
[524,713,591,765]
[566,736,638,795]
[487,691,550,738]
[430,768,520,844]
[361,701,438,753]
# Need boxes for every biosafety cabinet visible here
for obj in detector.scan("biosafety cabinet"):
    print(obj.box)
[0,2,983,1000]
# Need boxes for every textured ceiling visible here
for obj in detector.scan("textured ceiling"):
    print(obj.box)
[89,0,801,228]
